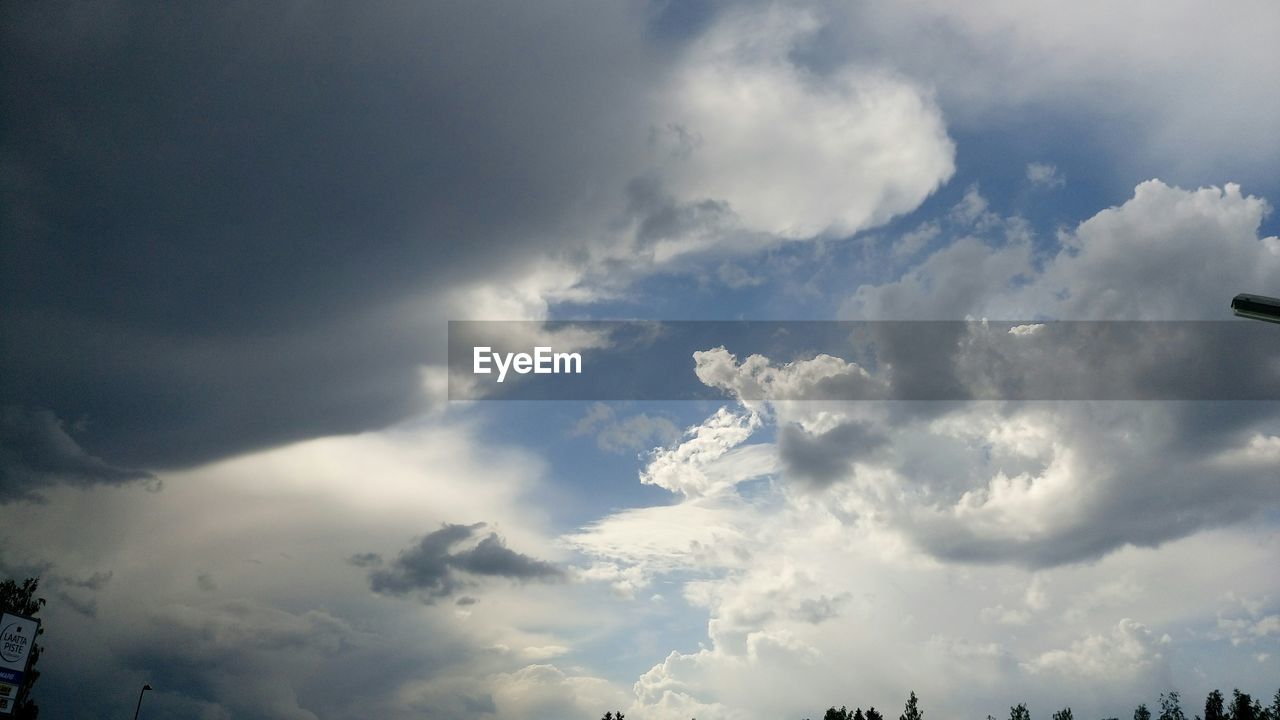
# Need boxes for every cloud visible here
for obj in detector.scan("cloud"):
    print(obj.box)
[346,552,383,568]
[1,1,959,478]
[892,221,941,261]
[844,180,1278,320]
[553,423,1173,720]
[115,600,362,720]
[654,180,1280,571]
[1023,619,1168,681]
[653,5,955,242]
[0,406,153,502]
[580,478,1280,720]
[571,403,682,454]
[813,0,1280,179]
[777,421,887,489]
[565,496,764,595]
[5,3,1279,718]
[486,663,630,720]
[0,419,622,719]
[0,1,661,471]
[683,366,1280,568]
[1026,162,1065,189]
[949,185,1001,231]
[693,346,887,408]
[394,662,627,720]
[369,523,564,601]
[638,407,773,497]
[717,262,766,288]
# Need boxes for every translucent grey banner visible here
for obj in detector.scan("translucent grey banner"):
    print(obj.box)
[447,321,1280,401]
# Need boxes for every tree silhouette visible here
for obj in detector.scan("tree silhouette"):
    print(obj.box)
[770,685,1280,720]
[1206,690,1228,720]
[600,712,625,720]
[1229,690,1260,720]
[1161,692,1188,720]
[0,577,44,720]
[900,692,923,720]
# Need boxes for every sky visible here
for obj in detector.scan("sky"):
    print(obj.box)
[2,1,1280,719]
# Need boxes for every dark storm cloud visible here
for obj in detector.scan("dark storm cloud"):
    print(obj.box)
[778,421,887,489]
[109,600,376,720]
[0,406,153,502]
[0,2,666,472]
[369,522,564,601]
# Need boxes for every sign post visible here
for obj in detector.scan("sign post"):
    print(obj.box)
[0,613,39,716]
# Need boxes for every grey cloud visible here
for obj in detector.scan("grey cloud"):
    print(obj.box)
[0,552,111,618]
[789,593,849,624]
[626,175,737,248]
[778,421,887,489]
[900,401,1280,568]
[0,555,53,582]
[65,570,112,591]
[817,177,1280,567]
[844,180,1277,323]
[54,590,98,618]
[0,406,153,501]
[111,600,371,720]
[369,523,564,601]
[0,1,668,471]
[701,339,1280,567]
[346,552,383,568]
[803,2,1280,183]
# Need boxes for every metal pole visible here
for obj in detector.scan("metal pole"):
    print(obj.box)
[132,684,152,720]
[1232,293,1280,323]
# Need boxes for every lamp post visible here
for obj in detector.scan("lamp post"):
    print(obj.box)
[132,684,153,720]
[1231,293,1280,323]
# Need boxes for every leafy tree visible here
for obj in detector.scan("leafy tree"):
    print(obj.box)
[1207,691,1228,720]
[900,692,923,720]
[1136,704,1152,720]
[866,707,884,720]
[601,712,625,720]
[1229,691,1259,720]
[824,707,852,720]
[854,709,865,720]
[1010,703,1031,720]
[1161,692,1188,720]
[1268,690,1280,720]
[0,577,44,720]
[1052,708,1074,720]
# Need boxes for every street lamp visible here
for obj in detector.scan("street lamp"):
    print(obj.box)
[1231,293,1280,323]
[133,684,153,720]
